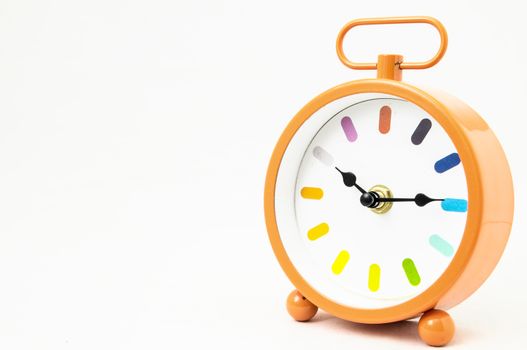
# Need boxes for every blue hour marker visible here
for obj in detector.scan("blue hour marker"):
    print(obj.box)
[434,153,460,173]
[441,198,468,212]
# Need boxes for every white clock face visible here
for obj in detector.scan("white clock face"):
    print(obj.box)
[274,93,468,309]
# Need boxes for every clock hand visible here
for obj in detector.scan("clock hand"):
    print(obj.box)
[335,167,366,194]
[378,193,444,207]
[360,192,443,208]
[334,167,442,208]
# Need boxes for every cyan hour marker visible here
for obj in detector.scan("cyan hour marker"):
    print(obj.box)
[441,198,468,212]
[434,153,460,173]
[429,234,454,257]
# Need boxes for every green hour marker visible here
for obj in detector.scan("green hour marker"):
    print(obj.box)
[402,258,421,286]
[368,264,381,292]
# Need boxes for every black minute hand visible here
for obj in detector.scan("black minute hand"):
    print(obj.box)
[376,193,444,207]
[335,167,366,194]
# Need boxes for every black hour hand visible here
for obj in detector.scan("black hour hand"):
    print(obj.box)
[335,167,366,194]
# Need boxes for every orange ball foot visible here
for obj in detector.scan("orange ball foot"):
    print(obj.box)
[286,290,318,322]
[418,309,455,347]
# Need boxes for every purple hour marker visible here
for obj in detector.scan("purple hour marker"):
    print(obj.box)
[341,116,358,142]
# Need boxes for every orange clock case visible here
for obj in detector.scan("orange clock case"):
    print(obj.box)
[264,78,514,323]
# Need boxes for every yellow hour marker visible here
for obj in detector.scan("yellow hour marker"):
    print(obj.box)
[368,264,381,292]
[331,250,350,275]
[307,223,329,241]
[300,187,324,200]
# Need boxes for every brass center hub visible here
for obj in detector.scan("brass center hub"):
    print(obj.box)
[369,184,393,214]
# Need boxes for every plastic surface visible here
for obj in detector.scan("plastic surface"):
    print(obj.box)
[286,290,318,322]
[336,16,448,71]
[264,78,514,324]
[418,309,455,346]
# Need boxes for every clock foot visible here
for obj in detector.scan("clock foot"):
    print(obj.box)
[418,309,455,347]
[286,290,318,322]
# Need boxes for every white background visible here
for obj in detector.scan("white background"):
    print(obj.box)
[0,0,525,349]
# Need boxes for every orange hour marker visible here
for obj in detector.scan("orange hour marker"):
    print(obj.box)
[379,106,391,134]
[300,187,324,200]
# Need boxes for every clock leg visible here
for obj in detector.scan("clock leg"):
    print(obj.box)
[286,290,318,322]
[418,309,455,347]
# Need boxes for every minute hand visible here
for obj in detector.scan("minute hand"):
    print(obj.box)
[376,193,444,207]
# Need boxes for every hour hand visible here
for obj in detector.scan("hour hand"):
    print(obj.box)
[335,167,366,194]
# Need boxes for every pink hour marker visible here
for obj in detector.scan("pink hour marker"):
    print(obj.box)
[341,116,358,142]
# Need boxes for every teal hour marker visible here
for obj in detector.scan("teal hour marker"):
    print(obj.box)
[402,258,421,286]
[441,198,468,212]
[429,234,454,257]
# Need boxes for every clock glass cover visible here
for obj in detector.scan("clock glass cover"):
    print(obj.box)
[274,93,468,309]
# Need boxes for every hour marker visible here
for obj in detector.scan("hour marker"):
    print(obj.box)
[441,198,468,212]
[434,153,460,173]
[300,187,324,200]
[331,250,350,275]
[307,223,329,241]
[341,116,358,142]
[379,106,391,134]
[313,146,334,166]
[411,118,432,145]
[368,264,381,292]
[429,234,454,257]
[402,258,421,286]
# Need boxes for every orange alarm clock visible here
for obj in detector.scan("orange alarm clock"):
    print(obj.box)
[264,17,513,346]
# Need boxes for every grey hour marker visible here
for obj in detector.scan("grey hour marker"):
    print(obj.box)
[313,146,334,166]
[411,118,432,145]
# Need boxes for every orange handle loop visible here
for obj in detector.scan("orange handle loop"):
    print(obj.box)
[336,16,448,70]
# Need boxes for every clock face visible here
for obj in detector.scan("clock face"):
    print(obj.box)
[274,93,468,309]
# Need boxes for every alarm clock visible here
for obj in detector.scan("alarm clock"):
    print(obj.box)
[264,17,513,346]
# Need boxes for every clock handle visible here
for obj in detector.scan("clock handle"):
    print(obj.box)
[336,16,448,78]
